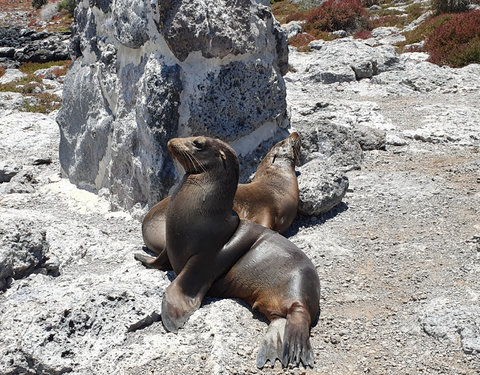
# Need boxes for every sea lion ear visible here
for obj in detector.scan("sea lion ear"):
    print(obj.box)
[219,150,227,169]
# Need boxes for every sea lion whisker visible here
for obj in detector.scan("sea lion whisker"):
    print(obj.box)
[183,150,200,172]
[190,152,207,173]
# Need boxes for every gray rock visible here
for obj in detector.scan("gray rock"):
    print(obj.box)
[1,170,38,194]
[420,299,480,355]
[352,125,386,151]
[0,92,27,114]
[186,60,287,142]
[112,0,148,48]
[296,38,401,84]
[0,162,21,183]
[371,27,401,39]
[297,122,364,171]
[58,0,289,212]
[282,20,303,39]
[0,68,26,84]
[0,46,15,58]
[297,159,349,216]
[332,30,348,38]
[158,0,260,61]
[33,64,66,79]
[12,32,70,64]
[0,219,51,291]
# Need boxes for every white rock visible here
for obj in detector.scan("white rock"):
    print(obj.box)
[0,68,27,85]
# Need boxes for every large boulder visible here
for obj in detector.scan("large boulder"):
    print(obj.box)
[289,37,401,84]
[57,0,289,213]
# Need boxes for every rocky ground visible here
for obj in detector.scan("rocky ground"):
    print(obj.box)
[1,6,480,375]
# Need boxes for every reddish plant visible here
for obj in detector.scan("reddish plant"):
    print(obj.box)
[354,29,373,39]
[303,0,369,35]
[424,10,480,67]
[289,33,316,50]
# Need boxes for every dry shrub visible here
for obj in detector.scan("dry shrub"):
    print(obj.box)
[369,15,404,28]
[424,10,480,67]
[303,0,369,35]
[271,1,302,23]
[0,66,5,79]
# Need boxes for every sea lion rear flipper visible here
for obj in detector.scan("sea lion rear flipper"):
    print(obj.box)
[256,318,286,368]
[134,250,173,271]
[281,305,314,368]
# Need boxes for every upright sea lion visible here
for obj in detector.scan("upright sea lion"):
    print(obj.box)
[138,132,301,269]
[157,136,245,331]
[234,131,301,234]
[136,136,320,368]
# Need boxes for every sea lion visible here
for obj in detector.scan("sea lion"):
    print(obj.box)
[234,131,301,234]
[208,220,320,368]
[138,132,301,269]
[157,136,245,332]
[136,136,320,368]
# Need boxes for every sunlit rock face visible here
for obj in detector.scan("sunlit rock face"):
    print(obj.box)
[58,0,289,213]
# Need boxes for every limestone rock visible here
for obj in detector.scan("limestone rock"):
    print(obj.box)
[282,20,303,39]
[0,219,52,291]
[298,122,364,171]
[294,38,401,84]
[0,68,26,84]
[297,159,349,216]
[420,298,480,355]
[353,125,386,151]
[57,0,289,212]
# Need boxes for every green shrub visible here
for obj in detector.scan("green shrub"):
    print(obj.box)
[32,0,48,9]
[431,0,471,14]
[369,15,404,29]
[22,94,62,114]
[57,0,76,15]
[424,10,480,67]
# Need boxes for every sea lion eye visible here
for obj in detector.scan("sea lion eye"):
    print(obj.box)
[192,140,204,150]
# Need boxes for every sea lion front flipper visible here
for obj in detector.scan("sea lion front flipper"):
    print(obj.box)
[134,249,173,271]
[256,318,286,369]
[160,260,211,333]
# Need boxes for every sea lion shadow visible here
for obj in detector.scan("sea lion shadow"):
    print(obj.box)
[285,202,349,238]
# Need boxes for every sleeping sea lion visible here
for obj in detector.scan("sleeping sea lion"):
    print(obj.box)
[234,131,301,234]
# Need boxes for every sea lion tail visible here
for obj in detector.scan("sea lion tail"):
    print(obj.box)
[256,318,286,368]
[281,303,314,368]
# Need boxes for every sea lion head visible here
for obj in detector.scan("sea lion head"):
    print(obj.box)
[269,132,301,166]
[167,136,239,179]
